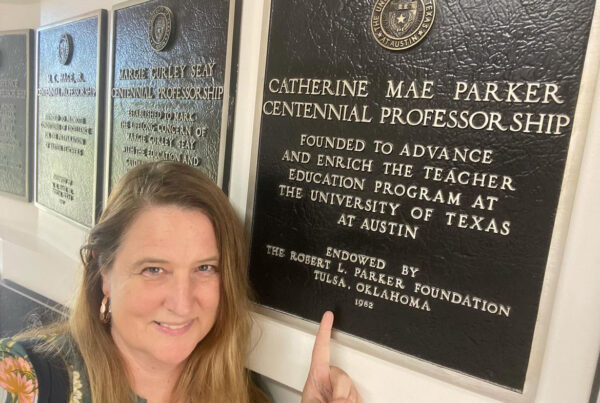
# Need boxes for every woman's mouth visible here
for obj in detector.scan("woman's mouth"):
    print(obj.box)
[154,320,194,334]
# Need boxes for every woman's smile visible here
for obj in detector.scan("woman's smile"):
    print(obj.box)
[153,320,195,335]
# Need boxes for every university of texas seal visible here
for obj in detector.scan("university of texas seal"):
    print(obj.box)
[148,6,174,51]
[371,0,435,50]
[58,33,73,65]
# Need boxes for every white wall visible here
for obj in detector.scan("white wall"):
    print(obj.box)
[38,0,112,25]
[0,0,39,31]
[0,1,599,402]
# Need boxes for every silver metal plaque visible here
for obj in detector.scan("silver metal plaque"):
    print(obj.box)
[36,11,107,227]
[107,0,238,192]
[0,30,33,200]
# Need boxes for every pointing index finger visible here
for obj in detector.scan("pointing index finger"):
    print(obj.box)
[311,311,334,369]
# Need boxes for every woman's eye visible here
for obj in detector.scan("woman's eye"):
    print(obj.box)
[141,266,163,276]
[196,264,217,273]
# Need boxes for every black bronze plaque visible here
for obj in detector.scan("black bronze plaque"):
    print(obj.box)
[249,0,596,391]
[36,11,107,227]
[0,30,33,200]
[108,0,238,190]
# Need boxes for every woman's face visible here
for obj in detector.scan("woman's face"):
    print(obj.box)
[101,205,220,370]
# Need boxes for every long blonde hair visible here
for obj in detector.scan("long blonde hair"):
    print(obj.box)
[69,161,266,402]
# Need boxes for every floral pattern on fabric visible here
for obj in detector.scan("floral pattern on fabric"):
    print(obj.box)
[0,336,96,403]
[69,369,83,403]
[0,339,38,403]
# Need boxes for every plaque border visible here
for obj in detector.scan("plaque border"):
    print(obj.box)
[34,10,108,229]
[0,29,34,202]
[244,0,600,401]
[104,0,238,199]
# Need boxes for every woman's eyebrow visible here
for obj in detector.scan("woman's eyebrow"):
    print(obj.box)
[193,256,220,264]
[131,257,170,266]
[131,256,220,266]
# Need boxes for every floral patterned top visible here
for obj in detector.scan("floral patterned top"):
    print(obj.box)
[0,336,90,403]
[1,336,269,403]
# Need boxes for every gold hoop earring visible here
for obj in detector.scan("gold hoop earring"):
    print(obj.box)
[100,295,111,324]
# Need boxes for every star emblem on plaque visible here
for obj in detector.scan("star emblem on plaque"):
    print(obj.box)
[57,33,73,65]
[371,0,435,50]
[148,5,174,51]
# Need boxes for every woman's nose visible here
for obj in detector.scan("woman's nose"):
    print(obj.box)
[164,275,194,316]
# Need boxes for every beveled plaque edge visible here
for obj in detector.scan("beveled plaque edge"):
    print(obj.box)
[216,0,238,192]
[104,0,238,201]
[243,1,600,401]
[105,0,148,203]
[0,29,34,202]
[36,9,106,33]
[34,9,108,230]
[243,0,271,231]
[517,2,600,400]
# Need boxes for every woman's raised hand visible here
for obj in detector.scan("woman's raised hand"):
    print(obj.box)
[301,311,362,403]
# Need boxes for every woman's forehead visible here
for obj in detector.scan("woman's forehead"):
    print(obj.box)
[115,205,219,263]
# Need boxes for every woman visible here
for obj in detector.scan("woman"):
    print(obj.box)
[0,161,360,402]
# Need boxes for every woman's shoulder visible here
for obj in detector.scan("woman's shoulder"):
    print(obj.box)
[0,334,89,403]
[0,337,39,402]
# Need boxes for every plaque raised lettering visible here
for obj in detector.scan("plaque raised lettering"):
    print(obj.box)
[0,30,33,200]
[249,0,597,391]
[107,0,238,191]
[36,11,107,227]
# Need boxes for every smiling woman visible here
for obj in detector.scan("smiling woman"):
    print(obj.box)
[73,161,260,403]
[101,207,223,396]
[0,161,361,403]
[0,161,264,403]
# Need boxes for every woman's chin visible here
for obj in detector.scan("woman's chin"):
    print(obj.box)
[152,349,195,367]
